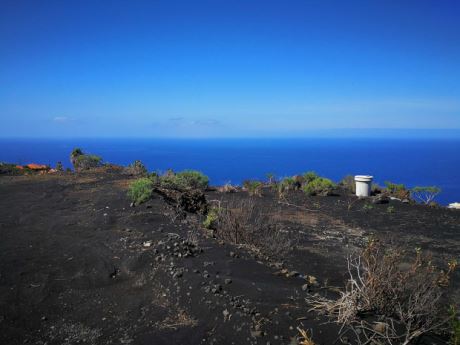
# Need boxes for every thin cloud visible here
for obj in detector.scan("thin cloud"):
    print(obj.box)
[53,116,69,123]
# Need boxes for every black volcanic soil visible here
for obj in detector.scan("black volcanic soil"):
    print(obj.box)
[0,173,459,345]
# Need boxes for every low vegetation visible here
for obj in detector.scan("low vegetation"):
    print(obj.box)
[124,160,148,176]
[159,170,209,191]
[411,185,441,205]
[209,199,298,259]
[307,241,457,345]
[128,178,154,205]
[243,180,263,196]
[302,176,335,196]
[384,181,410,200]
[70,148,102,172]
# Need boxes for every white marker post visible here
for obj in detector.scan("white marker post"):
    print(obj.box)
[355,175,373,197]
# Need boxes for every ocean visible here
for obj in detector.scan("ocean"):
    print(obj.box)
[1,138,459,205]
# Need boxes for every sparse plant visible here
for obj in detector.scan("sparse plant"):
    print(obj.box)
[340,175,356,194]
[302,177,335,196]
[70,148,102,171]
[307,241,457,345]
[385,181,410,200]
[266,172,276,185]
[297,327,316,345]
[55,161,64,172]
[243,180,263,197]
[128,178,154,205]
[217,182,237,193]
[387,205,395,214]
[70,147,83,167]
[212,199,298,259]
[411,186,441,205]
[277,177,297,197]
[362,203,374,211]
[125,160,148,176]
[203,207,220,230]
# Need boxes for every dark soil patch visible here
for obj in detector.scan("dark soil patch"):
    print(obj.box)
[0,175,458,344]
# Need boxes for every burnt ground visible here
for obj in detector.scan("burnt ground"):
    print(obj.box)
[0,173,459,345]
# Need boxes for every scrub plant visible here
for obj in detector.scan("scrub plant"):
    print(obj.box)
[70,148,102,171]
[384,181,410,200]
[411,186,441,205]
[243,180,263,197]
[128,178,154,205]
[160,170,209,190]
[302,177,335,196]
[307,242,458,345]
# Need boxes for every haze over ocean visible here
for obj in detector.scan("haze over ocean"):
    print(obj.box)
[1,137,459,205]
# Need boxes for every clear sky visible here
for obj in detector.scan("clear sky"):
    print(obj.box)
[1,0,459,138]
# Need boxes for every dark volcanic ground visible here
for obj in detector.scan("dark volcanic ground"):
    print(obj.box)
[0,173,459,345]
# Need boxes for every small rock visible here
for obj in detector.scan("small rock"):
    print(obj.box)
[143,241,153,247]
[224,278,232,285]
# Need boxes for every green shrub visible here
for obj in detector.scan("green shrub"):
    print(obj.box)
[384,181,410,199]
[74,154,102,171]
[128,178,154,205]
[159,170,209,190]
[277,177,297,196]
[362,203,374,211]
[70,148,102,171]
[243,180,263,196]
[303,171,319,184]
[55,161,64,172]
[203,207,220,229]
[302,177,335,196]
[411,186,441,205]
[176,170,209,189]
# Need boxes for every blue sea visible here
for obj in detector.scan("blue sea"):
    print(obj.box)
[1,138,459,205]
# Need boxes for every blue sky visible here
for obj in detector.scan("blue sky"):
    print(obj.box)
[1,0,459,138]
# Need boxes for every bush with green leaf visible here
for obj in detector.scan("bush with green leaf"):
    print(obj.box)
[411,186,441,205]
[203,207,220,230]
[125,160,148,176]
[302,177,335,196]
[159,170,209,190]
[128,178,154,205]
[384,181,410,199]
[277,177,297,196]
[243,180,263,196]
[69,148,102,171]
[303,171,319,184]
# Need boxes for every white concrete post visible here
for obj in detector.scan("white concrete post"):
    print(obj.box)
[355,175,373,197]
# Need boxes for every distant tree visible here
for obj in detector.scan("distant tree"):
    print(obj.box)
[70,148,83,168]
[411,186,441,205]
[265,172,276,185]
[56,161,63,172]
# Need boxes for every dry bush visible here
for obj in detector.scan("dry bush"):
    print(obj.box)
[297,327,316,345]
[213,198,298,259]
[307,240,457,345]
